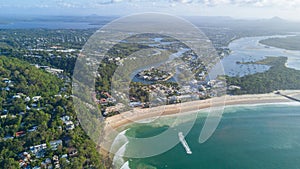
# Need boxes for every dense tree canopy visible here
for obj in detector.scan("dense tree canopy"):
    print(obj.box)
[0,56,106,169]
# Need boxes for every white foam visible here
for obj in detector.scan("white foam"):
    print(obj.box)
[110,129,129,154]
[225,102,300,110]
[112,142,128,168]
[111,129,130,169]
[120,161,130,169]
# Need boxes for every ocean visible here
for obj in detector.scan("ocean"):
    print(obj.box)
[116,103,300,169]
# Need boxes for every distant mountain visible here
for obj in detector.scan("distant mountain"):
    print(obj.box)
[256,16,287,24]
[185,16,234,23]
[269,16,286,22]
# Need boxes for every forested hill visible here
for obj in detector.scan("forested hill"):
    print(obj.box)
[0,56,63,97]
[0,56,105,169]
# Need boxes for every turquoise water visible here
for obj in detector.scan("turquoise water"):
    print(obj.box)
[125,104,300,169]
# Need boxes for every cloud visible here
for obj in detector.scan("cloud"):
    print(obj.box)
[114,0,300,8]
[197,0,300,8]
[96,0,122,4]
[170,0,194,4]
[2,0,300,10]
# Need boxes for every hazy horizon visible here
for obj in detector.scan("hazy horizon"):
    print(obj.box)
[0,13,296,23]
[1,0,300,21]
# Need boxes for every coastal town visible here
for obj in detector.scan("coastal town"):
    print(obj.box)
[92,34,230,118]
[1,14,300,169]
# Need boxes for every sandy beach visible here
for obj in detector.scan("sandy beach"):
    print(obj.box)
[104,90,300,130]
[99,90,300,167]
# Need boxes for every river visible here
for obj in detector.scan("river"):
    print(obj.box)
[220,35,300,77]
[112,35,300,169]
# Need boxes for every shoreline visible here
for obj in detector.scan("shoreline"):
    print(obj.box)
[104,90,300,130]
[101,90,300,168]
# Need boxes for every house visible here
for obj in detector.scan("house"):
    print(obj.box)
[50,140,63,150]
[60,116,70,122]
[26,106,31,110]
[45,67,64,74]
[19,152,31,169]
[53,155,59,162]
[3,79,12,84]
[179,94,198,102]
[168,96,179,104]
[105,103,125,114]
[12,95,22,99]
[64,121,75,130]
[199,85,207,91]
[0,115,8,119]
[16,131,26,137]
[228,85,241,91]
[53,155,60,169]
[3,136,14,141]
[32,96,42,102]
[17,93,26,97]
[41,158,52,169]
[100,98,108,105]
[68,148,78,157]
[25,96,31,102]
[45,158,51,164]
[19,112,26,116]
[30,144,47,158]
[207,80,216,87]
[28,126,38,132]
[54,94,62,98]
[32,167,41,169]
[31,104,38,108]
[107,97,116,103]
[129,102,142,107]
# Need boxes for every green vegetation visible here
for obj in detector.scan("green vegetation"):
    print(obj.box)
[0,20,297,168]
[0,56,105,169]
[260,35,300,51]
[0,56,63,97]
[227,56,300,95]
[96,43,151,93]
[138,68,173,81]
[129,82,150,103]
[0,29,95,75]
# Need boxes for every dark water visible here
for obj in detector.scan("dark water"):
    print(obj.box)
[126,104,300,169]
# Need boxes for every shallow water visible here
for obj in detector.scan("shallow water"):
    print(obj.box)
[218,35,300,77]
[125,103,300,169]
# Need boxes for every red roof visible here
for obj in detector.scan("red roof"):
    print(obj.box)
[16,131,26,137]
[100,98,107,103]
[101,91,111,98]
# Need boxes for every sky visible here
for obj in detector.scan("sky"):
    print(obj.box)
[0,0,300,21]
